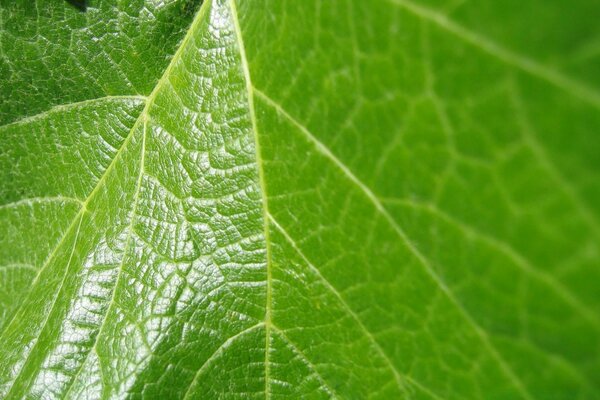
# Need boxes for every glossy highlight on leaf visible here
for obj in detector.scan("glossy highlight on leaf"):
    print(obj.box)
[0,0,599,398]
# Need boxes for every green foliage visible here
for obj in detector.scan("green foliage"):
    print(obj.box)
[1,0,599,398]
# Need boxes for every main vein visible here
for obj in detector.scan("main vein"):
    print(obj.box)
[227,1,274,398]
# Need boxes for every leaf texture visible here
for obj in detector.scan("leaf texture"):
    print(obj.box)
[0,0,599,398]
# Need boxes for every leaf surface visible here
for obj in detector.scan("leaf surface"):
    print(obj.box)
[1,0,599,398]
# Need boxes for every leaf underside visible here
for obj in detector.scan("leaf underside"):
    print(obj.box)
[0,0,599,398]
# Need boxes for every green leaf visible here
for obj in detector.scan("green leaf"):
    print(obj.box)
[1,0,599,398]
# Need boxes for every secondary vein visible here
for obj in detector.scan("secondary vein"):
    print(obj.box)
[0,95,147,131]
[385,0,600,109]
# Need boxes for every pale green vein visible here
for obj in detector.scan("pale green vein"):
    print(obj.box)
[228,1,274,399]
[0,196,83,210]
[0,95,147,131]
[267,213,443,400]
[60,0,220,392]
[254,88,533,400]
[182,322,265,400]
[379,196,600,331]
[62,113,148,400]
[0,110,142,343]
[425,75,598,326]
[3,212,84,398]
[0,205,87,342]
[0,263,37,272]
[385,0,600,109]
[0,109,148,336]
[507,79,600,236]
[270,325,339,399]
[495,335,594,391]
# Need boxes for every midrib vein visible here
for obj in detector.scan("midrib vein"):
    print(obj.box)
[227,1,273,398]
[0,0,211,394]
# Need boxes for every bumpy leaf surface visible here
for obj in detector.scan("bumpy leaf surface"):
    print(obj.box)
[1,0,599,398]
